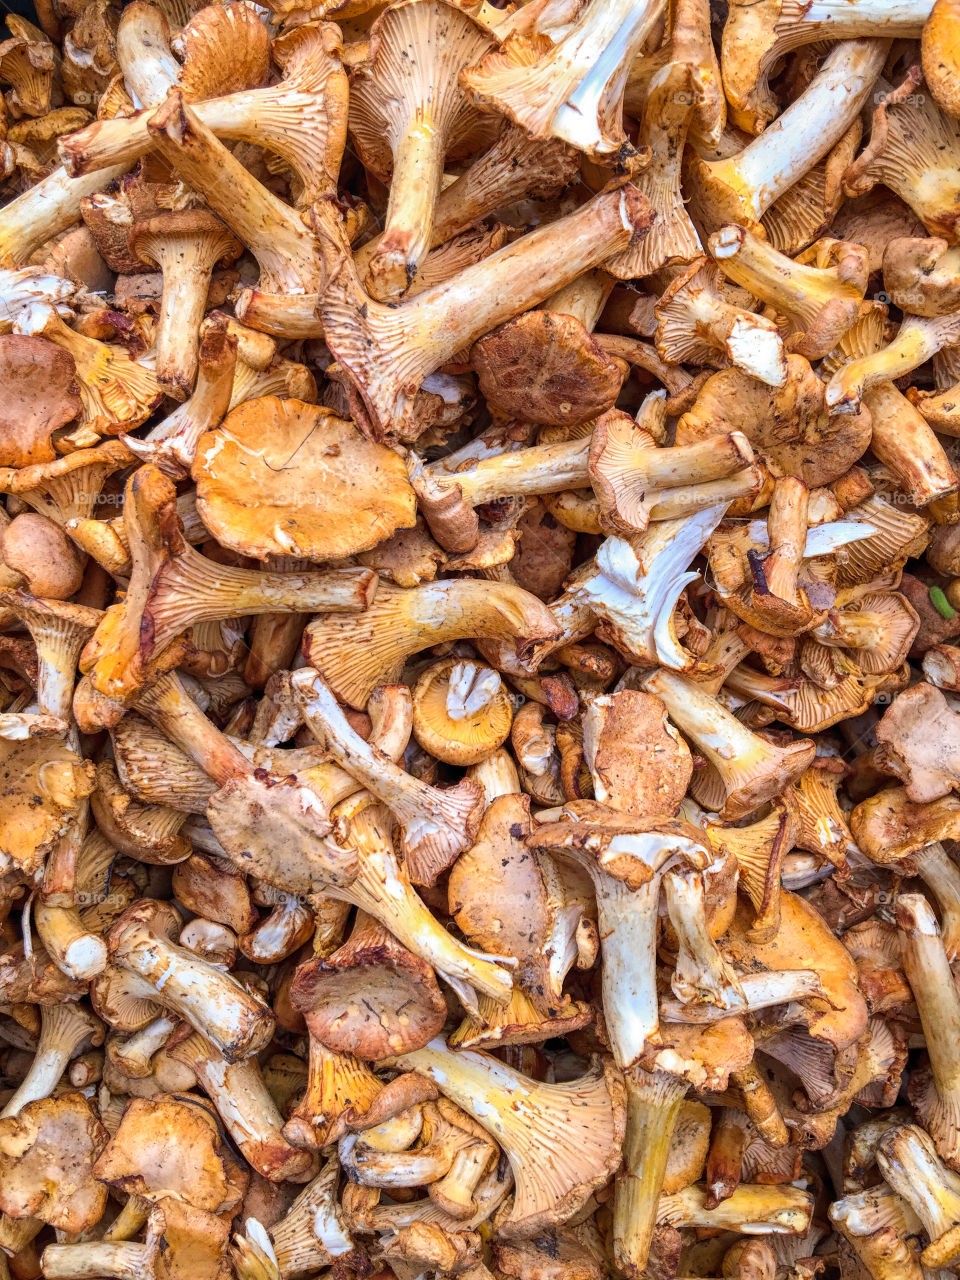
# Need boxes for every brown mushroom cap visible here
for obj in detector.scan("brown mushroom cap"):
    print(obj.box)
[582,690,692,818]
[93,1094,246,1213]
[471,309,626,427]
[0,1093,109,1232]
[0,334,80,467]
[0,512,85,599]
[193,396,417,560]
[173,0,272,99]
[676,355,872,487]
[291,913,446,1058]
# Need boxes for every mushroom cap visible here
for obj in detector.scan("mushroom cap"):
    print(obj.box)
[412,657,513,765]
[193,396,417,560]
[875,681,960,803]
[292,918,446,1059]
[128,208,243,268]
[348,0,499,181]
[582,690,692,818]
[0,1093,109,1232]
[449,791,548,962]
[726,891,868,1050]
[1,513,85,599]
[677,355,872,487]
[91,760,192,865]
[173,0,271,99]
[0,736,96,874]
[93,1094,245,1213]
[0,334,80,467]
[471,310,625,427]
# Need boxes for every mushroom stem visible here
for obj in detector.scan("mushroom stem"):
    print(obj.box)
[108,911,275,1062]
[371,122,446,297]
[32,900,106,982]
[145,89,325,302]
[828,311,960,411]
[862,381,958,505]
[167,1032,317,1182]
[135,672,251,786]
[896,893,960,1164]
[877,1123,960,1268]
[139,233,237,400]
[0,1003,98,1118]
[693,40,888,225]
[439,437,592,506]
[40,1240,156,1280]
[913,843,960,960]
[330,797,513,1009]
[0,164,128,267]
[762,475,808,605]
[293,669,484,886]
[613,1066,687,1278]
[116,1,179,107]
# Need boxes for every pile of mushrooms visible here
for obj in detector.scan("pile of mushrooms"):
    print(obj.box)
[5,0,960,1277]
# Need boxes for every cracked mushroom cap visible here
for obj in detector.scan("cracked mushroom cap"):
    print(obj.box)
[0,1092,109,1232]
[193,396,417,560]
[411,657,513,766]
[0,334,80,467]
[676,354,872,488]
[471,309,626,428]
[93,1093,246,1213]
[291,911,446,1058]
[582,689,692,818]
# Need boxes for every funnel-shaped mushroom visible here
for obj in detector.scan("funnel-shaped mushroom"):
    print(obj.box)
[685,40,888,232]
[291,668,483,885]
[643,668,816,819]
[302,575,558,709]
[166,1030,318,1183]
[310,182,651,441]
[529,807,710,1060]
[128,209,241,400]
[710,224,869,361]
[384,1039,626,1237]
[653,257,787,386]
[349,0,496,298]
[0,1093,108,1233]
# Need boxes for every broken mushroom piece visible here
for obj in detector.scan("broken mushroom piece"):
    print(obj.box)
[411,658,513,766]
